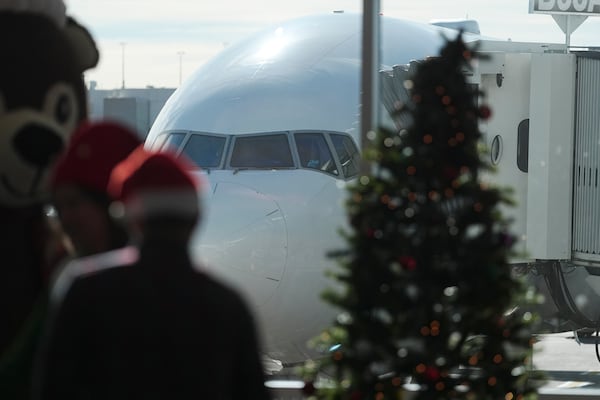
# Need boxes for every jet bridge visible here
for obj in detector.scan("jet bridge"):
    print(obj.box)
[474,46,600,266]
[471,42,600,330]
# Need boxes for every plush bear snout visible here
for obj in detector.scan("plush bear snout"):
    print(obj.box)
[13,123,64,168]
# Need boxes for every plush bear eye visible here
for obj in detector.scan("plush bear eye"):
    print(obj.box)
[43,83,78,134]
[55,94,72,124]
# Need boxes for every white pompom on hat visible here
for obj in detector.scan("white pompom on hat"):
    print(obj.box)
[108,147,203,220]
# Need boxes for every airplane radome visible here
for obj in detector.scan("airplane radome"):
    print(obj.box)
[144,12,490,369]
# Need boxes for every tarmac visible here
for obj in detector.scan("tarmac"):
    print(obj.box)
[265,331,600,399]
[533,331,600,398]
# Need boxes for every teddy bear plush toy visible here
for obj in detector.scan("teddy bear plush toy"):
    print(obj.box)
[0,1,98,397]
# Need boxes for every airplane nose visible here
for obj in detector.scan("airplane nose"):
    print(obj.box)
[190,181,287,308]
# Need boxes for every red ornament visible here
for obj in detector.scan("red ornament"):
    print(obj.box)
[479,105,492,120]
[425,366,441,381]
[350,390,362,400]
[302,381,316,396]
[443,166,459,180]
[399,256,417,270]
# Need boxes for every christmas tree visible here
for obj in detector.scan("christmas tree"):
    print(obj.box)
[302,34,542,400]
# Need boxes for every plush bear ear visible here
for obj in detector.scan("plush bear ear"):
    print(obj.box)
[64,16,99,72]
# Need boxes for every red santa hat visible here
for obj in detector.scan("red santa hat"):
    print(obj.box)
[50,120,141,196]
[108,147,202,220]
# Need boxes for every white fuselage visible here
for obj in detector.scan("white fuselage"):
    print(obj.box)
[145,12,484,365]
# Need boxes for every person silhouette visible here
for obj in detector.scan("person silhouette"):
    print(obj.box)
[49,120,141,261]
[33,148,271,400]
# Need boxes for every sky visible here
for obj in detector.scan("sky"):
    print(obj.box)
[63,0,600,89]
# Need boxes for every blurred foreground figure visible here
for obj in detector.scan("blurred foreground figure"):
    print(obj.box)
[34,148,270,400]
[50,120,141,260]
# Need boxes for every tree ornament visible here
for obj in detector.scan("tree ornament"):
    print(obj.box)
[479,104,492,120]
[302,381,316,396]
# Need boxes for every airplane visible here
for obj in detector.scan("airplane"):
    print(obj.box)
[143,12,480,371]
[144,11,599,371]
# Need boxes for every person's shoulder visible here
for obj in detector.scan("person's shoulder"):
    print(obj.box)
[50,246,139,303]
[192,267,238,294]
[192,266,252,307]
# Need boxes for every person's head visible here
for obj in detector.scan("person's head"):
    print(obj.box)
[50,120,141,256]
[108,148,202,244]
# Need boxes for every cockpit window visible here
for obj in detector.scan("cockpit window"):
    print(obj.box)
[181,134,227,168]
[161,132,186,152]
[230,134,293,168]
[330,133,360,178]
[294,132,338,175]
[155,130,359,177]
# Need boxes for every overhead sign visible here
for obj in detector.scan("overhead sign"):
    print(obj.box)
[529,0,600,15]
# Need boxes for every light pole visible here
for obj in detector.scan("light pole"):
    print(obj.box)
[360,0,380,174]
[177,51,185,86]
[120,42,126,89]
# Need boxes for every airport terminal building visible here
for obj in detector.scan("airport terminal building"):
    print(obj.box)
[86,81,175,139]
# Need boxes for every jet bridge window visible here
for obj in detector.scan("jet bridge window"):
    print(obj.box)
[294,132,338,175]
[330,134,360,178]
[230,134,293,168]
[180,133,227,168]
